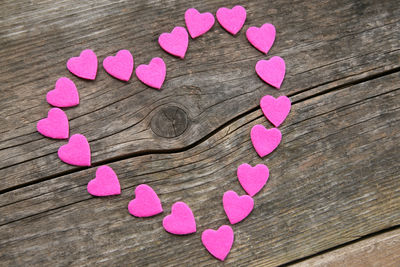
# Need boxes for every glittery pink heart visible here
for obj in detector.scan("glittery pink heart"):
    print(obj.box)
[255,56,286,89]
[162,202,196,235]
[87,165,121,196]
[237,163,269,197]
[128,184,163,217]
[260,95,291,127]
[46,77,79,107]
[135,57,166,89]
[58,134,91,166]
[246,23,276,54]
[67,49,98,80]
[36,108,69,139]
[185,8,215,38]
[216,5,246,35]
[250,125,282,157]
[223,190,254,224]
[201,225,234,261]
[103,49,134,81]
[158,26,189,59]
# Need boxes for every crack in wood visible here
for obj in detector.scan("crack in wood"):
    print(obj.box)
[0,69,399,195]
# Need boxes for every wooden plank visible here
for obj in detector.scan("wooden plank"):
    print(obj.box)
[290,228,400,267]
[0,72,398,266]
[1,0,400,191]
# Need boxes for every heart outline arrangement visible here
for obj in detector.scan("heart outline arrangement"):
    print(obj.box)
[36,5,291,262]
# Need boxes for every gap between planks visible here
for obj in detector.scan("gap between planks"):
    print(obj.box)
[285,224,400,267]
[0,67,400,199]
[1,67,399,196]
[0,71,398,266]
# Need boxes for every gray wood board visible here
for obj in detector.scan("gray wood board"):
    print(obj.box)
[1,0,399,191]
[1,72,399,266]
[290,227,400,267]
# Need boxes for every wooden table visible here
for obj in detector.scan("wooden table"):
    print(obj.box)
[1,0,399,266]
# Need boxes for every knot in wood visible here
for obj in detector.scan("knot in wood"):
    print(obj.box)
[150,106,188,138]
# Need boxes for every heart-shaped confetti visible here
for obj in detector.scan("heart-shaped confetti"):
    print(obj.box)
[250,125,282,157]
[38,6,292,262]
[58,134,91,166]
[103,49,134,81]
[135,57,166,89]
[260,95,291,127]
[201,225,234,261]
[255,56,286,89]
[67,49,98,80]
[46,77,79,107]
[237,163,269,197]
[37,108,69,139]
[159,26,189,59]
[163,202,196,235]
[223,190,254,224]
[185,8,215,38]
[128,184,163,217]
[246,23,276,54]
[216,5,246,35]
[87,165,121,196]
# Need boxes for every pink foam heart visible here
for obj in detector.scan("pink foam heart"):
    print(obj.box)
[162,202,196,235]
[135,57,166,89]
[237,163,269,197]
[46,77,79,107]
[255,56,286,89]
[128,184,163,217]
[67,49,98,80]
[185,8,215,38]
[223,190,254,224]
[103,49,134,81]
[201,225,234,261]
[158,26,189,59]
[58,134,91,166]
[260,95,291,127]
[246,23,276,54]
[37,108,69,139]
[87,165,121,196]
[250,125,282,157]
[216,5,246,35]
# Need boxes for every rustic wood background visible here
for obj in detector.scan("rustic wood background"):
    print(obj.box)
[1,0,399,266]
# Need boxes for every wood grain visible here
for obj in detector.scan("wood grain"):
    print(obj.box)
[1,0,399,191]
[1,72,398,266]
[290,228,400,267]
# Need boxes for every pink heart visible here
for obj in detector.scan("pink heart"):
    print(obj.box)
[67,49,98,80]
[255,56,286,89]
[216,5,246,35]
[103,49,134,81]
[58,134,91,166]
[135,57,166,89]
[246,23,276,54]
[185,8,215,38]
[237,163,269,196]
[37,108,69,139]
[87,165,121,196]
[158,26,189,59]
[128,184,163,217]
[46,77,79,107]
[260,95,291,127]
[250,125,282,157]
[201,225,234,261]
[223,190,254,224]
[162,202,196,235]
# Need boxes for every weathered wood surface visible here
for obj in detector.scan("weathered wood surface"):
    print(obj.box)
[1,0,400,192]
[1,0,400,266]
[291,227,400,267]
[1,72,399,266]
